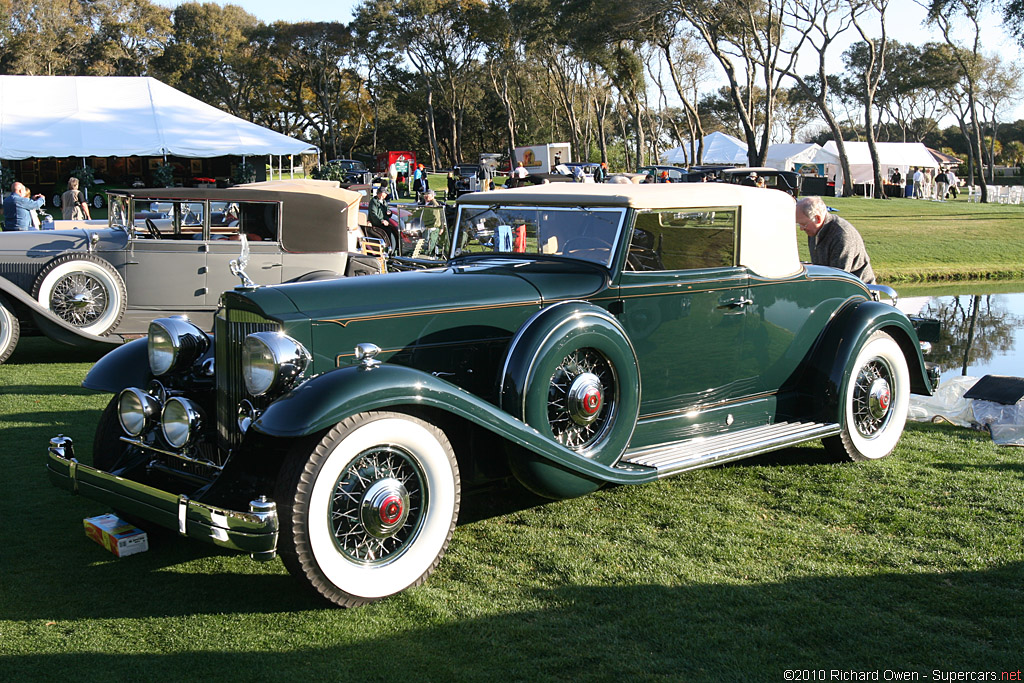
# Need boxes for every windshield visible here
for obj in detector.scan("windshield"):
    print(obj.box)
[452,204,625,268]
[108,194,130,230]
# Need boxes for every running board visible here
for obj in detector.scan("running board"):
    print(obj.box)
[619,421,840,478]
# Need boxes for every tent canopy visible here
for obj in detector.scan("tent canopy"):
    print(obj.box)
[822,141,937,185]
[659,131,750,166]
[764,143,839,171]
[0,75,316,160]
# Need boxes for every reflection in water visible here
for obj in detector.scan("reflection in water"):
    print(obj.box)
[901,293,1024,382]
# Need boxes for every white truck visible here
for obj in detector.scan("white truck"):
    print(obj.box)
[513,143,572,175]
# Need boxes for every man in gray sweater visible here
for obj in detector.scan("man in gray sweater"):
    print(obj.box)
[795,196,876,284]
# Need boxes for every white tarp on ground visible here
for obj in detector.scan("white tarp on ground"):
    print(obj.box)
[822,140,937,185]
[764,143,839,171]
[0,75,315,160]
[659,131,750,166]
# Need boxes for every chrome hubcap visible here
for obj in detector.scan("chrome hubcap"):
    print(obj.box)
[868,378,891,420]
[567,373,604,426]
[359,478,410,538]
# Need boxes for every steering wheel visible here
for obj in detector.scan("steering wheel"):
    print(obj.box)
[145,218,162,240]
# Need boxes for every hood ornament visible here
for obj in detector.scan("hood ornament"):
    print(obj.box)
[229,233,257,288]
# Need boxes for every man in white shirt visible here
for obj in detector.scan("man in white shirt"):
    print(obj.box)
[514,162,528,179]
[913,168,924,198]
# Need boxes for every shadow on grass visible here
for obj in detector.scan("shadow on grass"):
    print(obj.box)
[5,563,1022,678]
[0,384,98,397]
[5,336,113,366]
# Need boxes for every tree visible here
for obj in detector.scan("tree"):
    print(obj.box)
[269,22,368,160]
[976,52,1024,179]
[846,0,890,198]
[85,0,172,76]
[924,0,990,201]
[154,2,269,121]
[4,0,95,75]
[676,0,797,167]
[779,0,859,196]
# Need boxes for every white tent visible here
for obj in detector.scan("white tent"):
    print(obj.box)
[764,143,839,172]
[0,75,316,159]
[659,131,750,166]
[701,131,749,165]
[659,145,689,164]
[821,141,937,186]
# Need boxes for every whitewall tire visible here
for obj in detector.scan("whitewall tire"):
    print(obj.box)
[32,254,126,336]
[0,297,20,364]
[276,412,460,607]
[825,331,910,461]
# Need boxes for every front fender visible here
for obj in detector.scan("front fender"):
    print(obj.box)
[252,363,656,486]
[0,275,122,349]
[808,300,932,422]
[82,338,152,392]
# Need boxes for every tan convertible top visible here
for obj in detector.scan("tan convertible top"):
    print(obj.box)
[108,179,361,253]
[456,181,779,209]
[456,182,802,278]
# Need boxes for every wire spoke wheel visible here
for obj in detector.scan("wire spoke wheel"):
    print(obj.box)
[851,358,894,438]
[547,347,617,451]
[49,271,109,327]
[329,445,425,565]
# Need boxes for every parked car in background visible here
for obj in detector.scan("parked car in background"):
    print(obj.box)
[327,159,373,185]
[0,180,379,364]
[48,183,936,608]
[721,167,802,197]
[638,165,694,182]
[452,164,490,196]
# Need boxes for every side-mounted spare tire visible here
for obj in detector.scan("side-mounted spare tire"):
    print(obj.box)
[500,301,641,498]
[31,253,126,336]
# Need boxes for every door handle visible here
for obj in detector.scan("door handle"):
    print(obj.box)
[717,297,753,310]
[262,263,282,269]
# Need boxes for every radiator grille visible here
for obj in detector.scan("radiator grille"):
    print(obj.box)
[215,308,280,452]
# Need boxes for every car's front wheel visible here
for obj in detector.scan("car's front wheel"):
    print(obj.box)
[276,412,460,607]
[91,193,105,209]
[0,296,21,364]
[824,330,910,461]
[32,254,126,336]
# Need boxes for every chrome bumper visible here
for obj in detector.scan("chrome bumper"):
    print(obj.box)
[46,436,279,561]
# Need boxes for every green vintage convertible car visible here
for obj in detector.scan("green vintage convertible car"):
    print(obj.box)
[47,183,935,607]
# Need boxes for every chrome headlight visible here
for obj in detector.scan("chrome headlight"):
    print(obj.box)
[161,397,203,449]
[117,387,162,436]
[242,332,310,397]
[148,316,209,376]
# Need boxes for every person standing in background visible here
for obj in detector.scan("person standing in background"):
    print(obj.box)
[61,177,91,220]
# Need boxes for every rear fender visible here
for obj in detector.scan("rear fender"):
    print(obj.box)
[0,274,122,349]
[808,300,932,422]
[252,363,654,487]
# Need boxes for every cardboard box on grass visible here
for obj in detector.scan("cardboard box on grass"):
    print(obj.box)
[84,513,149,557]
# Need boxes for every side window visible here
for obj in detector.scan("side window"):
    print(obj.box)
[209,201,279,241]
[628,208,737,272]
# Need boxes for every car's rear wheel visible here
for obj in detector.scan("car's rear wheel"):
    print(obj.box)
[0,296,21,364]
[32,254,126,336]
[275,412,460,607]
[824,331,910,461]
[91,193,105,209]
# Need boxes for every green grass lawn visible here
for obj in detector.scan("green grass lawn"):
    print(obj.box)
[797,195,1024,283]
[1,337,1022,678]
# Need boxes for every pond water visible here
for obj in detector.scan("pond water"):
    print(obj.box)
[895,287,1024,385]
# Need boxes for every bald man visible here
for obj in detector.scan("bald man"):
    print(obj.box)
[795,195,876,284]
[3,182,45,231]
